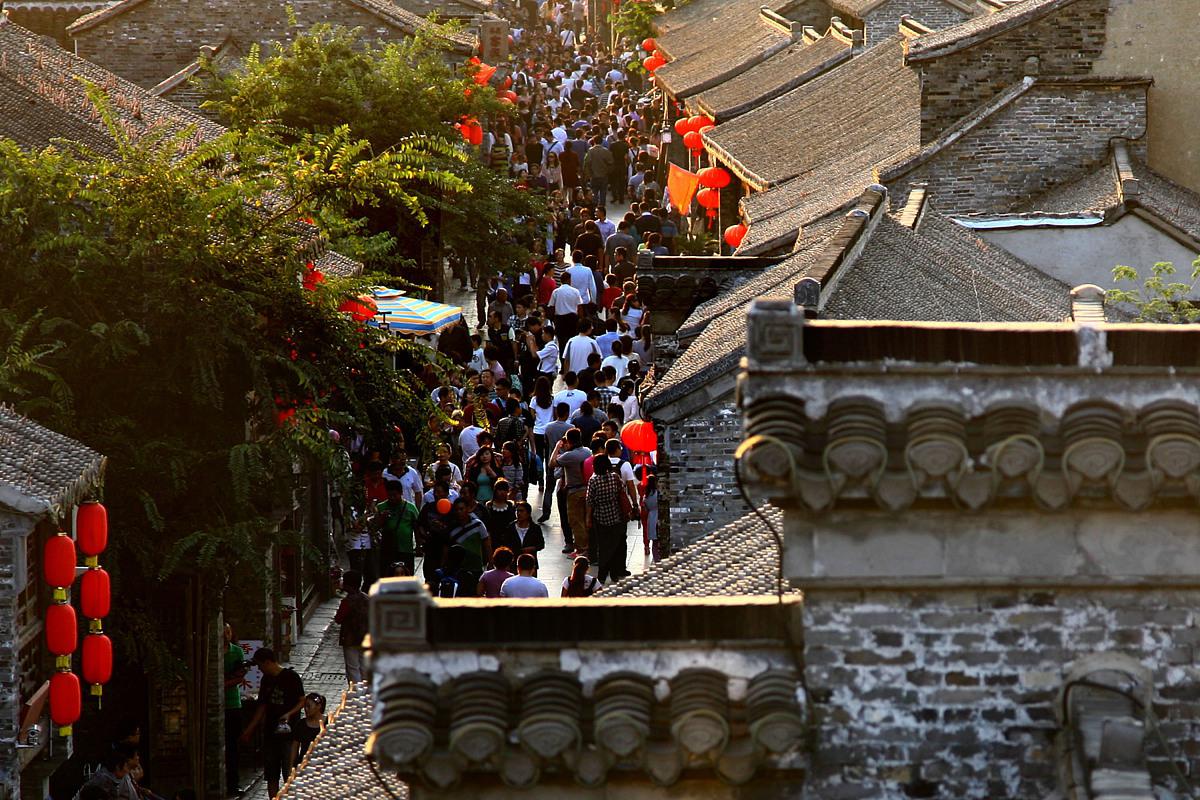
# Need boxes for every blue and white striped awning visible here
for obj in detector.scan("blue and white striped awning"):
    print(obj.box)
[366,288,463,336]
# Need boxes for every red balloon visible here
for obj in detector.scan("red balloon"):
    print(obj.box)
[46,602,77,656]
[338,297,377,323]
[44,534,76,588]
[50,671,81,730]
[81,568,110,620]
[697,187,721,209]
[82,633,113,689]
[75,502,108,558]
[641,37,657,52]
[436,498,452,515]
[724,223,748,247]
[621,419,657,454]
[698,166,731,189]
[683,131,703,151]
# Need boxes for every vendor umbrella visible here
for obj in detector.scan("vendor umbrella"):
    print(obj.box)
[367,288,462,336]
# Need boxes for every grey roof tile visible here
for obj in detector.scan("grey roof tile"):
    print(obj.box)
[905,0,1077,61]
[693,32,853,121]
[704,36,920,190]
[279,683,409,800]
[600,506,790,597]
[654,16,792,99]
[0,406,106,518]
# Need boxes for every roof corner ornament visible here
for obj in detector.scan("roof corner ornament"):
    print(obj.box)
[746,298,805,367]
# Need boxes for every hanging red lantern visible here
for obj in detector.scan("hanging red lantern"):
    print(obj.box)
[82,634,113,697]
[43,534,76,596]
[696,119,715,134]
[75,502,107,562]
[503,90,518,103]
[468,122,484,147]
[621,419,657,454]
[643,55,665,73]
[696,187,721,210]
[499,96,514,106]
[338,297,377,323]
[81,568,110,621]
[641,37,657,52]
[46,602,77,662]
[50,671,81,736]
[686,115,707,134]
[673,117,690,136]
[724,223,748,248]
[698,166,731,189]
[302,268,325,292]
[683,131,703,151]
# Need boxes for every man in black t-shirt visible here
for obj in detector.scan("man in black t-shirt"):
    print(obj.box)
[240,648,305,798]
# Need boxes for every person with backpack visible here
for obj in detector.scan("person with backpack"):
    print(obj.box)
[240,648,305,800]
[435,545,470,598]
[560,555,598,597]
[333,571,369,683]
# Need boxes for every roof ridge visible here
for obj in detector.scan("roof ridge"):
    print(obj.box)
[905,0,1081,61]
[795,185,888,313]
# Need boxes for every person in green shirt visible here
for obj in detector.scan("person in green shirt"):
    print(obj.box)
[375,480,419,577]
[223,623,249,796]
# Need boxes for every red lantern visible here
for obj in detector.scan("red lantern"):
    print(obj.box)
[50,671,81,735]
[503,90,518,103]
[641,37,657,52]
[46,602,77,657]
[683,131,703,151]
[302,268,325,291]
[43,534,76,592]
[499,96,514,106]
[698,166,731,189]
[82,634,113,696]
[338,297,377,323]
[697,187,721,210]
[673,117,690,136]
[724,223,748,248]
[643,55,665,73]
[686,115,707,134]
[621,419,657,454]
[81,568,110,620]
[75,502,107,561]
[502,76,513,90]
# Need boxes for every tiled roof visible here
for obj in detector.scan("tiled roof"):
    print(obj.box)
[0,406,106,518]
[1017,151,1200,246]
[680,214,844,339]
[313,249,365,278]
[704,35,920,190]
[827,0,975,15]
[736,160,880,254]
[0,17,225,153]
[279,684,409,800]
[601,506,791,597]
[647,217,838,410]
[0,78,116,154]
[905,0,1078,61]
[654,14,793,100]
[650,199,1070,409]
[654,0,732,35]
[693,31,853,121]
[66,0,476,50]
[654,0,792,61]
[822,211,1071,322]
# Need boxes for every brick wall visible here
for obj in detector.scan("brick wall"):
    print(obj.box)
[0,520,19,800]
[916,0,1109,143]
[72,0,424,89]
[804,587,1200,798]
[890,81,1147,214]
[862,0,971,47]
[661,399,748,549]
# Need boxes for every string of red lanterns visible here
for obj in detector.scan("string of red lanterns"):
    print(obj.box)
[44,530,78,736]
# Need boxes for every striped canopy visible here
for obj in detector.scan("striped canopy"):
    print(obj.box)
[367,288,463,336]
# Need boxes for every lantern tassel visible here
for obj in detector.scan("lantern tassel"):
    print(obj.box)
[58,725,73,738]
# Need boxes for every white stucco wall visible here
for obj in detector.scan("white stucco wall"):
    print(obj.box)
[980,215,1200,290]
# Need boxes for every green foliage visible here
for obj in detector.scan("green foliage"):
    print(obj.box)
[675,230,719,255]
[1107,258,1200,323]
[611,1,661,54]
[201,24,546,279]
[0,94,432,675]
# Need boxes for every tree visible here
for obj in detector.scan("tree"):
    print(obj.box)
[202,24,548,285]
[1108,258,1200,323]
[0,95,435,677]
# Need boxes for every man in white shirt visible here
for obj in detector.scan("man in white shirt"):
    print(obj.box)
[547,281,582,347]
[565,255,597,306]
[459,423,485,462]
[601,340,630,380]
[595,206,616,241]
[536,327,561,375]
[551,121,568,143]
[553,372,589,416]
[382,449,424,509]
[563,319,602,375]
[500,553,549,598]
[606,66,625,84]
